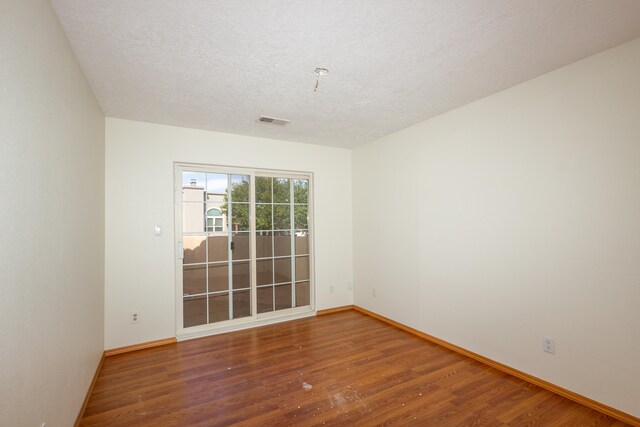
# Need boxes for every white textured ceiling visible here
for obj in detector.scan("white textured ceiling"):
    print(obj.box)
[51,0,640,148]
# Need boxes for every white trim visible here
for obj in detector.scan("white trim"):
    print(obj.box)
[176,162,311,180]
[250,173,258,322]
[256,304,312,320]
[290,181,296,305]
[174,170,184,330]
[177,308,316,341]
[307,177,316,311]
[226,173,233,321]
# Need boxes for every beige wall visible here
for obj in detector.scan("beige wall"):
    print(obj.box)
[0,1,105,426]
[3,1,637,421]
[105,118,353,349]
[353,38,640,416]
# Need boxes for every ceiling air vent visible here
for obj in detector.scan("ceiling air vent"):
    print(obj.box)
[258,115,290,126]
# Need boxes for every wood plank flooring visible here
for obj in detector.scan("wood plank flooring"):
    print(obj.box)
[81,311,630,426]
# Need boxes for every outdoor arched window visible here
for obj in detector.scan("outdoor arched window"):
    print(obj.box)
[206,207,223,232]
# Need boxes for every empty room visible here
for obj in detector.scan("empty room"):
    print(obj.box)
[2,0,640,425]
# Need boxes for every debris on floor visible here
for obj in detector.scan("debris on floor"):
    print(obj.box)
[302,382,313,391]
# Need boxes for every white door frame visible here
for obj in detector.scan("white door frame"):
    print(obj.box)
[174,162,316,341]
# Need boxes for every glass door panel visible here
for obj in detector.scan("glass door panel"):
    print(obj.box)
[207,236,227,262]
[254,175,311,313]
[181,171,251,327]
[257,287,273,314]
[293,178,310,307]
[233,290,251,319]
[232,232,250,260]
[183,265,206,296]
[183,296,207,328]
[274,231,292,256]
[209,293,229,322]
[275,283,293,310]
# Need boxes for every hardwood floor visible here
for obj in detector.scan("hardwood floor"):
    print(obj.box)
[81,311,630,426]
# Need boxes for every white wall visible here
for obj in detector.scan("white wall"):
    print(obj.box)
[0,1,105,426]
[353,38,640,416]
[105,118,353,349]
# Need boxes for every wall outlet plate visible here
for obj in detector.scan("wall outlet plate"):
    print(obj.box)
[543,336,555,354]
[131,312,140,324]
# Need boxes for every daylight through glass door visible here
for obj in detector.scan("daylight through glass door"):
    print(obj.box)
[255,176,310,313]
[178,168,312,331]
[181,172,251,327]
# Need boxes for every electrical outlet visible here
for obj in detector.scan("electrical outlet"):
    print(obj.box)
[347,281,353,290]
[543,336,555,354]
[372,287,377,297]
[130,312,140,324]
[330,285,334,293]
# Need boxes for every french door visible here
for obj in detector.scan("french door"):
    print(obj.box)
[175,164,313,337]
